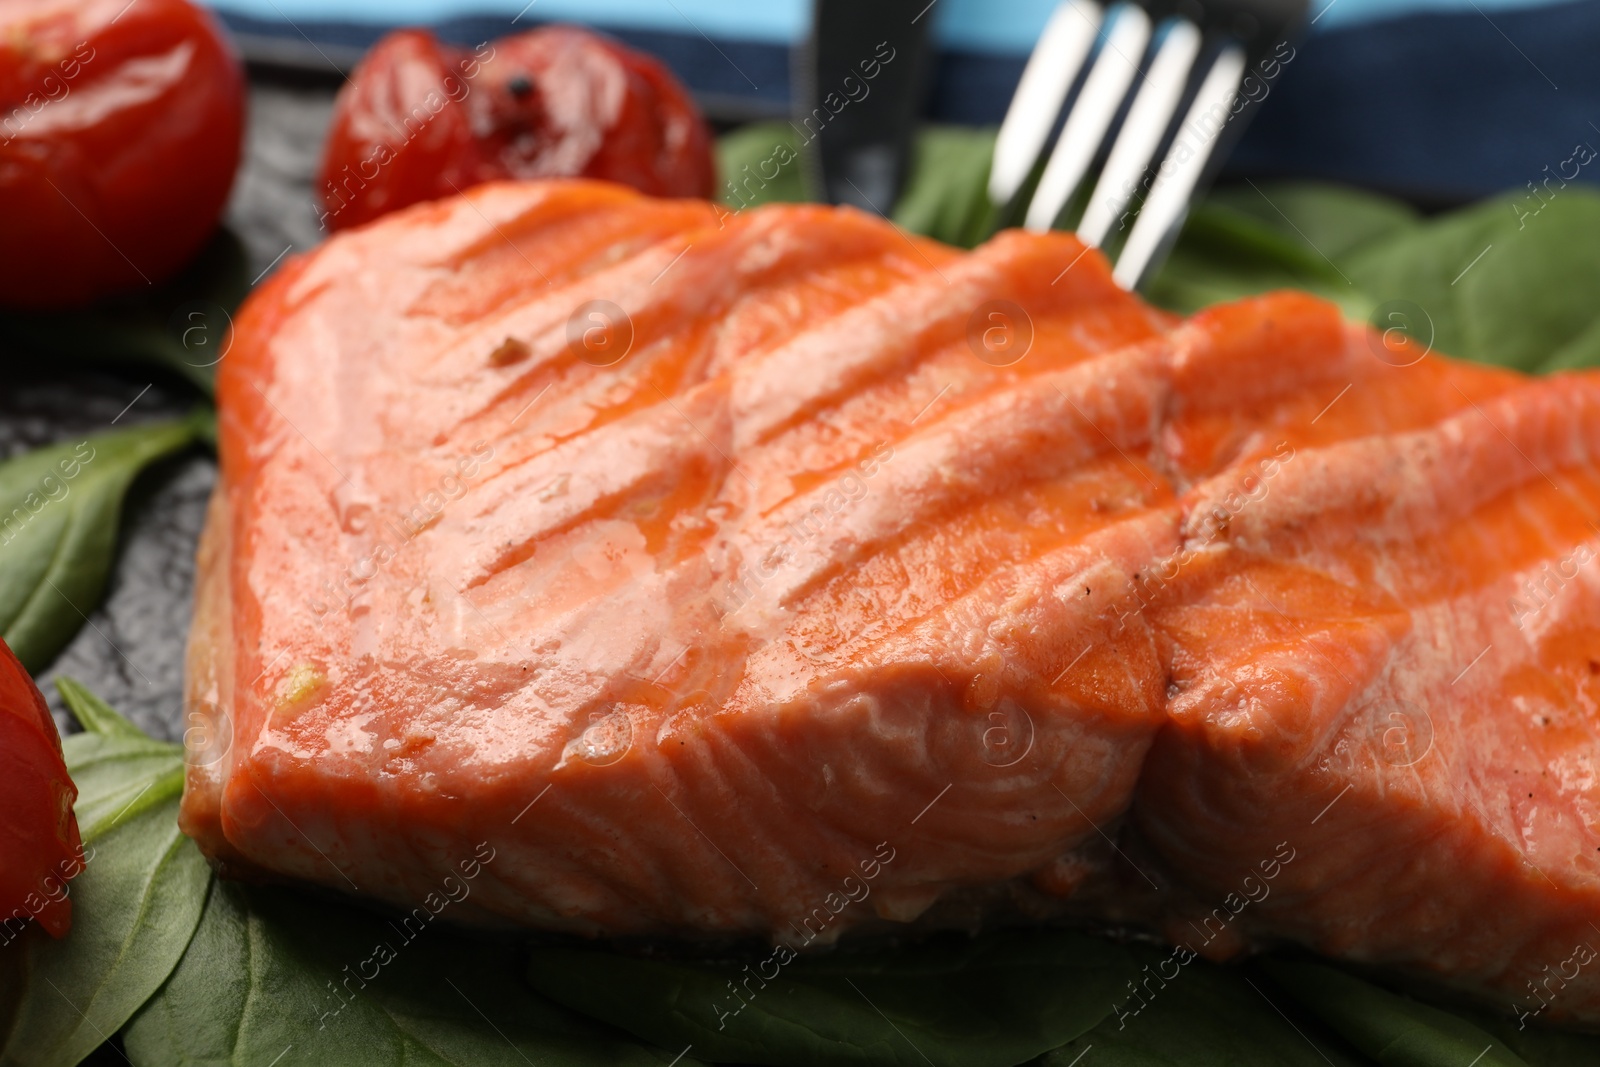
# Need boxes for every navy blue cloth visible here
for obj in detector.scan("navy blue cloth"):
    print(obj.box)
[222,0,1600,202]
[1231,0,1600,202]
[222,12,796,113]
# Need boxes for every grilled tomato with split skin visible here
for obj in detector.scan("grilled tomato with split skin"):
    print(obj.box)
[0,0,245,310]
[316,25,715,231]
[0,637,82,939]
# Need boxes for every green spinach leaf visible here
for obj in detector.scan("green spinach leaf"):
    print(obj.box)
[0,681,209,1067]
[528,930,1142,1067]
[891,125,998,248]
[1161,180,1600,374]
[1146,199,1366,317]
[1261,957,1528,1067]
[1446,193,1600,371]
[1045,950,1367,1066]
[718,123,999,247]
[1469,1006,1600,1066]
[1203,182,1422,263]
[55,679,187,838]
[717,123,808,209]
[124,881,699,1067]
[0,411,210,673]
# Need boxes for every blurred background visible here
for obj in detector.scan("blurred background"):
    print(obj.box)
[201,0,1600,272]
[211,0,1600,189]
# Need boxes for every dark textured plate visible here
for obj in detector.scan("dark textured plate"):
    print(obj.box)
[0,369,210,741]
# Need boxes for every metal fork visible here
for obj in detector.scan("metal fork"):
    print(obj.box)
[989,0,1309,290]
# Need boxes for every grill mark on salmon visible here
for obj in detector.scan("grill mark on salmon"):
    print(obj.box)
[1185,378,1600,556]
[413,195,723,325]
[432,215,947,541]
[724,349,1171,623]
[433,206,935,421]
[450,380,731,586]
[731,231,1163,448]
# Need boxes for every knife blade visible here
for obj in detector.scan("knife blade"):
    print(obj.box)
[794,0,934,215]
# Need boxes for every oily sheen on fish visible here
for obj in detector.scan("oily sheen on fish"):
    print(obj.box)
[185,180,1600,1025]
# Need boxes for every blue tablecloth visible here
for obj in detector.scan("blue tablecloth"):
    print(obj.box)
[207,0,1600,202]
[206,0,1574,49]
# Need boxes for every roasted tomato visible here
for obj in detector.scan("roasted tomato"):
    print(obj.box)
[316,25,715,230]
[0,638,82,940]
[0,0,245,310]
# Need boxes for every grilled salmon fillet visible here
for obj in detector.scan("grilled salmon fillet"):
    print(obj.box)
[185,180,1600,1022]
[1137,353,1600,1025]
[184,179,1181,938]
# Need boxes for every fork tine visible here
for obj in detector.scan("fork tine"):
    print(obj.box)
[1076,19,1203,248]
[1112,43,1248,290]
[987,0,1104,209]
[1022,5,1151,233]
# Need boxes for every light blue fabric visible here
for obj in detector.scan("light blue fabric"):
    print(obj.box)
[204,0,1575,54]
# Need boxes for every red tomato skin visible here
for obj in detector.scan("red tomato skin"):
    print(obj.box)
[0,639,81,939]
[0,0,246,310]
[317,25,715,231]
[316,29,483,232]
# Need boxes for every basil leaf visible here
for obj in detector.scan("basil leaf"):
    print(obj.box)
[528,929,1141,1067]
[1468,1008,1600,1066]
[718,122,999,246]
[1045,952,1366,1066]
[0,683,209,1067]
[1338,199,1510,365]
[1146,200,1365,318]
[717,123,808,209]
[1449,192,1600,371]
[55,677,186,840]
[125,882,699,1067]
[1157,181,1600,374]
[1540,313,1600,373]
[1202,182,1421,263]
[0,411,209,673]
[55,675,148,742]
[0,923,29,1052]
[0,227,249,396]
[1261,958,1528,1067]
[892,125,997,248]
